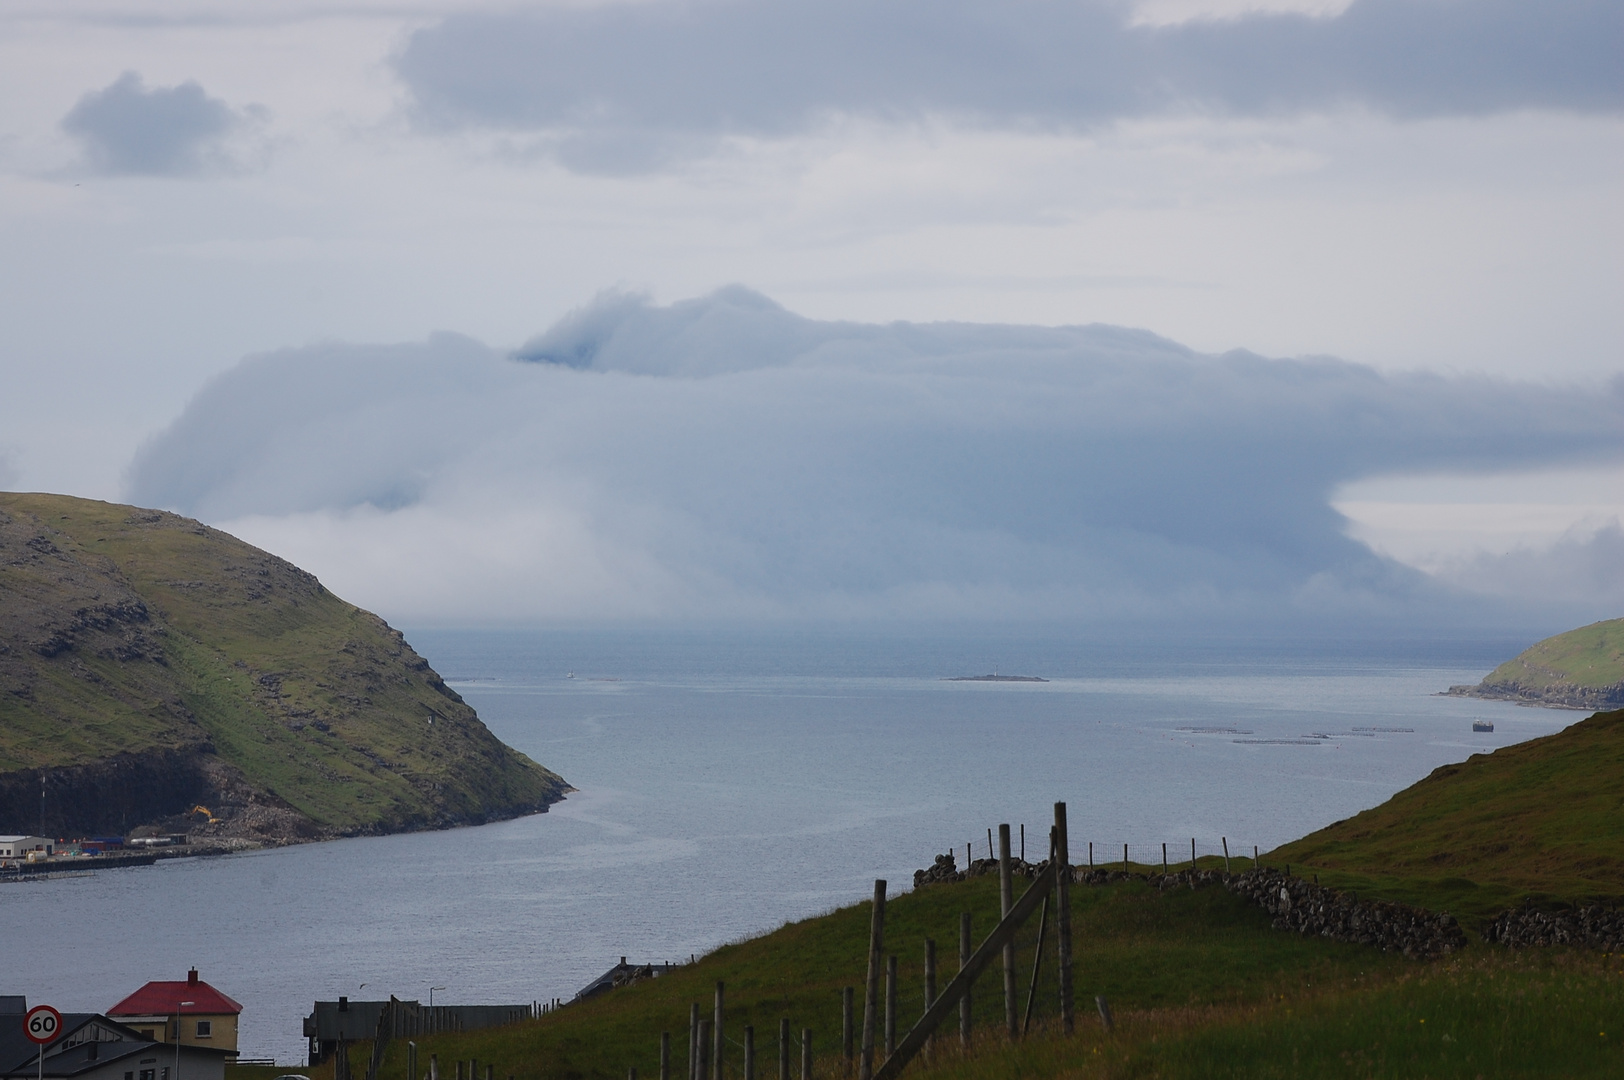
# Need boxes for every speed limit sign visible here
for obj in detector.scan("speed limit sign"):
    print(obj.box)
[24,1005,61,1045]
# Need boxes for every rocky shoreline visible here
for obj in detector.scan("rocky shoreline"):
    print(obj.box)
[1444,681,1620,710]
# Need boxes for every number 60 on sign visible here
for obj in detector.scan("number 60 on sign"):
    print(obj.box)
[24,1005,61,1044]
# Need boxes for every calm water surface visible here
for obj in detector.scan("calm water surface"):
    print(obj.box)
[2,628,1566,1062]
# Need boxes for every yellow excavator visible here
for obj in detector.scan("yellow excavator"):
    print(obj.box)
[190,805,221,824]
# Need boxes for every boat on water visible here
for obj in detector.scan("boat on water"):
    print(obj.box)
[1473,719,1494,732]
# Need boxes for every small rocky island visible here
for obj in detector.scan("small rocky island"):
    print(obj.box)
[944,674,1048,682]
[1447,617,1624,710]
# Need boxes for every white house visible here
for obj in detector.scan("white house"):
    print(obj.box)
[0,836,54,859]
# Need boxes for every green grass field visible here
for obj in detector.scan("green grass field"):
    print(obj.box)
[303,873,1624,1080]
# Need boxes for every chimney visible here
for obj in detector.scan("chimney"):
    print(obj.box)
[187,969,199,986]
[338,997,349,1012]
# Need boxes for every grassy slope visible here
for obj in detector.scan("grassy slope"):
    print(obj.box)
[366,874,1415,1080]
[1271,709,1624,923]
[1480,617,1624,694]
[0,492,566,832]
[336,874,1623,1080]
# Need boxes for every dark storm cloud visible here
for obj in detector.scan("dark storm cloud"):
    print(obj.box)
[395,0,1623,148]
[61,72,259,176]
[125,289,1624,624]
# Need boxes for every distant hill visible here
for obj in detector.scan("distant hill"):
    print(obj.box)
[1272,707,1624,921]
[1448,618,1624,710]
[0,492,567,843]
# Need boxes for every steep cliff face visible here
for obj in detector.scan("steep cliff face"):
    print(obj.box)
[0,493,567,842]
[1448,618,1624,710]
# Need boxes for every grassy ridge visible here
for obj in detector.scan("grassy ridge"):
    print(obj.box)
[1461,617,1624,708]
[1485,618,1624,691]
[0,492,566,834]
[1271,708,1624,923]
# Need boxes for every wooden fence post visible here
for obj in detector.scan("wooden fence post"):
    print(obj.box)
[922,939,937,1060]
[1123,843,1128,871]
[1222,837,1230,874]
[859,880,886,1080]
[1055,802,1074,1036]
[999,824,1017,1040]
[842,988,853,1076]
[1020,888,1048,1036]
[778,1019,789,1080]
[958,914,971,1048]
[744,1025,755,1080]
[660,1032,670,1080]
[1191,838,1196,871]
[800,1030,812,1080]
[713,983,725,1080]
[885,955,897,1057]
[871,863,1058,1080]
[697,1020,711,1080]
[1162,842,1167,873]
[689,1004,699,1080]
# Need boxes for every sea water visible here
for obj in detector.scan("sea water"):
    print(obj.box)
[1,626,1568,1062]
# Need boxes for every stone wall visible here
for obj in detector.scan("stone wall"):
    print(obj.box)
[1483,904,1624,949]
[913,854,1465,959]
[1225,869,1465,959]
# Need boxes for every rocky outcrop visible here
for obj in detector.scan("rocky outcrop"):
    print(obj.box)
[1446,681,1623,710]
[1483,904,1624,949]
[0,746,324,842]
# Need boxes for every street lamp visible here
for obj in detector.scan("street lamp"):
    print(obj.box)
[174,1001,194,1080]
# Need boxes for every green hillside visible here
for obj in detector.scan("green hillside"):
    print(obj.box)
[0,492,567,839]
[1271,708,1624,921]
[1451,618,1624,709]
[287,859,1623,1080]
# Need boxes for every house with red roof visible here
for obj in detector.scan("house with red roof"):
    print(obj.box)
[106,971,241,1060]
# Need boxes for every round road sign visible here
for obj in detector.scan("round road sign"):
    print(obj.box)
[24,1005,61,1045]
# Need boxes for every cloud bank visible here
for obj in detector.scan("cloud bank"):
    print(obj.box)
[397,0,1624,169]
[125,288,1624,626]
[61,71,262,176]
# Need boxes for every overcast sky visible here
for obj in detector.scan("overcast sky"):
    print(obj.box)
[2,0,1621,629]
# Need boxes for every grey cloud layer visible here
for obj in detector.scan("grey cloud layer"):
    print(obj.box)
[61,72,259,176]
[397,0,1623,145]
[125,289,1624,624]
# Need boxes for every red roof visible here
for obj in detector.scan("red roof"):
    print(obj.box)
[109,971,242,1017]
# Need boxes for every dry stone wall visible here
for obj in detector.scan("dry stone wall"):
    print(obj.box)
[914,854,1465,959]
[1484,905,1624,949]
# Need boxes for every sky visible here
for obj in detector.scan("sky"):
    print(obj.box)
[1,0,1621,630]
